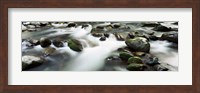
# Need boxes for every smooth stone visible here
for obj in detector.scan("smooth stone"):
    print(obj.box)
[125,37,150,53]
[40,37,51,48]
[67,23,76,27]
[22,55,45,70]
[119,52,133,61]
[126,63,146,71]
[67,39,83,52]
[128,56,143,64]
[42,47,56,56]
[99,36,106,41]
[161,32,178,43]
[53,39,64,47]
[152,25,172,32]
[154,64,168,71]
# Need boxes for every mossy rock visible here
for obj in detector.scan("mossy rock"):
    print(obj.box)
[119,52,133,61]
[68,39,83,52]
[128,56,143,64]
[127,63,145,71]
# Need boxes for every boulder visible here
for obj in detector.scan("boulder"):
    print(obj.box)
[40,37,51,48]
[68,39,83,52]
[125,37,150,53]
[128,56,143,64]
[22,55,45,70]
[99,36,106,41]
[53,39,64,47]
[152,25,172,32]
[141,54,159,66]
[119,52,133,61]
[161,32,178,43]
[42,47,56,56]
[126,63,146,71]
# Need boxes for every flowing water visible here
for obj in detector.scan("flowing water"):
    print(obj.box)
[22,22,178,71]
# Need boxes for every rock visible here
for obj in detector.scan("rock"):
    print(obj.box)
[119,52,133,61]
[172,22,178,25]
[40,22,48,26]
[141,22,160,27]
[27,25,36,29]
[134,52,145,57]
[104,33,110,38]
[154,64,168,71]
[82,24,89,28]
[42,47,56,56]
[152,25,172,32]
[91,33,103,37]
[96,26,104,29]
[125,37,150,53]
[67,23,76,27]
[112,23,121,28]
[22,22,30,26]
[22,55,45,70]
[114,33,125,41]
[28,28,36,32]
[22,25,27,31]
[148,32,155,35]
[149,35,159,41]
[29,39,40,46]
[141,54,159,66]
[40,37,51,48]
[99,36,106,41]
[161,32,178,43]
[68,39,83,52]
[126,32,135,39]
[105,55,123,65]
[126,63,146,71]
[53,39,64,47]
[128,56,143,64]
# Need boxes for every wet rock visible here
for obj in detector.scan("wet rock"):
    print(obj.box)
[172,22,178,25]
[29,39,40,46]
[105,55,123,65]
[104,33,110,38]
[22,22,30,26]
[127,63,146,71]
[42,47,56,56]
[149,35,159,41]
[27,25,36,29]
[141,54,159,66]
[22,25,27,31]
[119,52,133,61]
[68,39,83,52]
[134,52,145,57]
[128,56,143,64]
[40,22,48,26]
[112,23,121,28]
[82,24,89,28]
[125,37,150,53]
[141,22,160,27]
[161,32,178,43]
[152,25,172,32]
[28,28,36,32]
[40,37,51,48]
[22,55,45,70]
[171,28,178,31]
[53,39,64,47]
[67,23,76,27]
[96,26,104,29]
[154,64,168,71]
[91,32,104,37]
[148,32,155,35]
[126,32,135,39]
[114,33,126,41]
[99,36,106,41]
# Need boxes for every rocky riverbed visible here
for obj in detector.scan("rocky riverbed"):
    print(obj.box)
[22,22,178,71]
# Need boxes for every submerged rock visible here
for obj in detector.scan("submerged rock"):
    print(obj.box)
[40,37,51,48]
[141,54,159,66]
[127,63,146,71]
[91,33,104,37]
[161,32,178,43]
[152,25,172,32]
[22,55,45,70]
[29,39,40,46]
[125,37,150,53]
[67,39,83,52]
[42,47,56,56]
[105,55,123,65]
[114,33,126,41]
